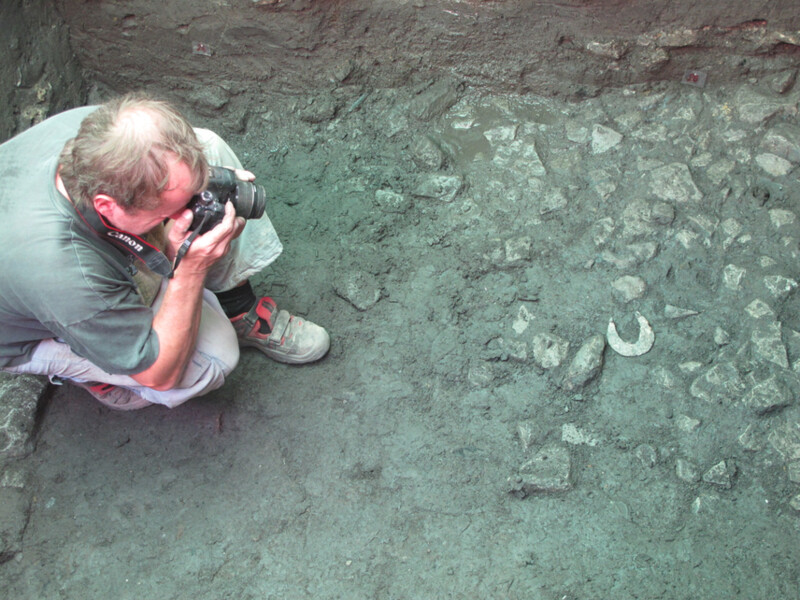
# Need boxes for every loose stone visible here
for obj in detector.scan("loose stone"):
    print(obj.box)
[612,276,646,303]
[702,460,735,488]
[591,124,623,154]
[690,362,745,403]
[675,414,701,433]
[413,174,464,202]
[511,444,572,496]
[768,420,800,461]
[333,272,383,311]
[664,304,698,319]
[562,334,605,392]
[374,189,412,214]
[649,163,703,203]
[741,374,795,415]
[756,153,793,177]
[750,321,789,369]
[561,423,600,446]
[722,264,746,290]
[635,444,657,468]
[676,458,701,483]
[787,460,800,484]
[532,333,570,369]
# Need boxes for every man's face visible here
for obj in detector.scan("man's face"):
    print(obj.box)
[106,156,199,236]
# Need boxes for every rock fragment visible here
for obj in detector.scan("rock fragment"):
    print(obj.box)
[755,153,793,177]
[702,460,735,489]
[413,174,464,203]
[690,362,745,403]
[411,135,447,171]
[750,321,789,369]
[741,373,795,415]
[768,420,800,461]
[511,444,572,496]
[649,163,702,203]
[591,124,623,154]
[562,334,606,392]
[333,272,382,311]
[532,333,570,369]
[374,189,412,214]
[676,458,700,483]
[612,276,646,302]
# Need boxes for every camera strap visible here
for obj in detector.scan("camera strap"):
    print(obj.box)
[68,197,176,278]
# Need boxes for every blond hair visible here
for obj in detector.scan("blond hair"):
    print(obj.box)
[59,92,208,211]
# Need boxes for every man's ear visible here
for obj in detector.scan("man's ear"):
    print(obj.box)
[92,194,122,221]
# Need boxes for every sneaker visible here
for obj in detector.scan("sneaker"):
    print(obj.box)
[231,296,330,364]
[74,381,153,411]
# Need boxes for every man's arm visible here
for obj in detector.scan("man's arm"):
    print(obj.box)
[131,202,244,391]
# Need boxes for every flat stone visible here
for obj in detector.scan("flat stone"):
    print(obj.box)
[769,209,796,228]
[493,140,546,177]
[675,414,701,433]
[483,124,518,145]
[690,362,745,404]
[612,276,646,302]
[411,80,461,122]
[591,124,623,154]
[745,299,775,319]
[702,460,735,489]
[787,460,800,484]
[505,236,532,264]
[764,275,797,299]
[714,327,731,346]
[512,444,572,496]
[413,174,464,203]
[760,130,800,163]
[755,153,793,177]
[635,444,657,468]
[768,420,800,461]
[750,321,789,369]
[600,242,659,269]
[585,40,627,60]
[410,135,446,170]
[722,264,746,290]
[734,86,792,124]
[706,159,735,186]
[561,423,600,446]
[676,458,700,483]
[742,373,795,415]
[664,304,698,319]
[539,189,568,215]
[768,69,798,95]
[374,189,412,214]
[532,333,570,369]
[0,373,48,460]
[738,424,763,452]
[649,163,702,203]
[561,335,605,393]
[333,271,382,311]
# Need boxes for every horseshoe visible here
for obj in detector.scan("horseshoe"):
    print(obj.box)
[607,311,655,357]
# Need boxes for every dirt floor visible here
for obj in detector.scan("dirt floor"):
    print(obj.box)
[3,74,800,598]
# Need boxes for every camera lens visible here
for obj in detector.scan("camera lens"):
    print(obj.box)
[233,181,266,220]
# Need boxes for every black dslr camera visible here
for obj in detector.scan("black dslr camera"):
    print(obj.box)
[187,166,266,233]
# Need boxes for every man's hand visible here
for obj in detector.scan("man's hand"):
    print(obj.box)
[166,201,246,269]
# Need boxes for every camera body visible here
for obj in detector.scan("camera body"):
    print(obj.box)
[187,166,266,233]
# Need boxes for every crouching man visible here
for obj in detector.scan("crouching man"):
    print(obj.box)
[0,93,329,410]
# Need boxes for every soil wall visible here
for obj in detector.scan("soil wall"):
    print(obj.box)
[49,0,800,132]
[0,0,84,141]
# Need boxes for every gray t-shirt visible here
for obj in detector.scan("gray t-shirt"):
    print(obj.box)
[0,107,160,374]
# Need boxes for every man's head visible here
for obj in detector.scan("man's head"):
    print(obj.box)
[58,92,209,219]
